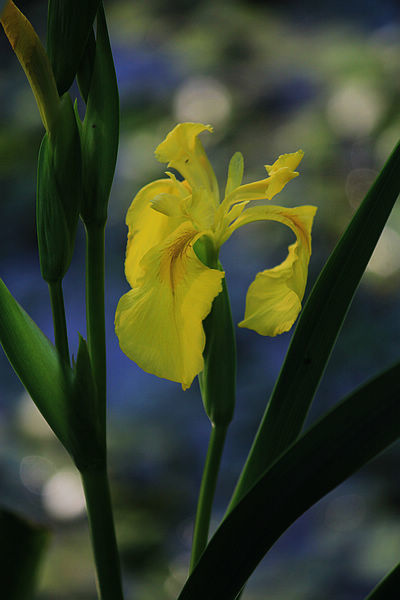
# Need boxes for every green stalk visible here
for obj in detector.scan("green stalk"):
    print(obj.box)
[48,279,70,365]
[80,466,124,600]
[190,424,228,572]
[85,222,106,437]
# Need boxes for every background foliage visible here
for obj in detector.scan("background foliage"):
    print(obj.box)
[1,0,400,598]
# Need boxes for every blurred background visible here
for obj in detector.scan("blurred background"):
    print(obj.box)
[1,0,400,598]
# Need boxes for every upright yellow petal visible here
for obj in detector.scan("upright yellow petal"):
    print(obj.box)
[115,223,224,389]
[124,177,189,287]
[155,123,219,208]
[265,150,304,176]
[218,150,304,223]
[227,204,317,336]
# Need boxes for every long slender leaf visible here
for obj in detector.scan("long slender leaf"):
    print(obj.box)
[179,361,400,600]
[0,280,102,468]
[0,508,49,600]
[365,562,400,599]
[0,279,72,446]
[230,140,400,506]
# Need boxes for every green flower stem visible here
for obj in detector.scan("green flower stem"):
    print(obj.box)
[190,423,228,572]
[48,279,70,365]
[80,466,124,600]
[85,222,106,438]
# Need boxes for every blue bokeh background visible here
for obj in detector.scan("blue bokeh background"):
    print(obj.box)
[1,0,400,598]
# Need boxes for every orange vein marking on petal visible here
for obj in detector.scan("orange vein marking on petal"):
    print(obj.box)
[159,229,197,294]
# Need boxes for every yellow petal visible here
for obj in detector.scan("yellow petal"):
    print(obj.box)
[264,150,304,200]
[224,151,244,197]
[151,193,190,217]
[115,224,224,389]
[265,150,304,176]
[218,150,304,223]
[229,204,317,336]
[124,177,189,287]
[155,123,219,209]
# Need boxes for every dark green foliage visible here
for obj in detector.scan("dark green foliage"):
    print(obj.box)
[47,0,100,95]
[179,361,400,600]
[0,508,49,600]
[0,280,103,469]
[365,562,400,599]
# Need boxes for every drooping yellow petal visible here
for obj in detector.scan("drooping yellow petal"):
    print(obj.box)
[115,223,224,389]
[124,176,189,287]
[155,123,219,209]
[228,204,317,336]
[1,0,60,132]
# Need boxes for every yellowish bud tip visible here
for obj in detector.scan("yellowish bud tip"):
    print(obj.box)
[1,0,60,132]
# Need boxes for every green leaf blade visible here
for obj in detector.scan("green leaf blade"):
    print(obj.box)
[0,280,104,468]
[0,279,72,444]
[365,562,400,599]
[179,361,400,600]
[231,140,400,506]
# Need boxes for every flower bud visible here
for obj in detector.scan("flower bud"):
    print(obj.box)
[1,0,60,133]
[37,94,82,282]
[80,4,119,226]
[47,0,100,95]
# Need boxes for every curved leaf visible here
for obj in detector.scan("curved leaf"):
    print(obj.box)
[230,140,400,507]
[179,361,400,600]
[0,280,102,468]
[365,562,400,599]
[0,279,72,446]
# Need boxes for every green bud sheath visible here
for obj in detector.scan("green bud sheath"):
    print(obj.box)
[47,0,100,95]
[200,273,236,426]
[70,335,105,467]
[195,236,237,427]
[37,135,70,282]
[80,4,119,226]
[1,0,60,133]
[77,29,96,104]
[37,94,82,282]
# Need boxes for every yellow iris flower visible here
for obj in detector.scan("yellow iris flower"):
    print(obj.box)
[115,123,317,389]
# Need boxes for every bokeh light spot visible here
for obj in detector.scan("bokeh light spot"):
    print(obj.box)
[17,392,55,440]
[20,455,55,494]
[345,168,378,209]
[327,82,384,137]
[43,469,86,520]
[325,493,366,532]
[173,76,232,126]
[366,226,400,278]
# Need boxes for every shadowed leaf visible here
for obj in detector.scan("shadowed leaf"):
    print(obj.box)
[179,361,400,600]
